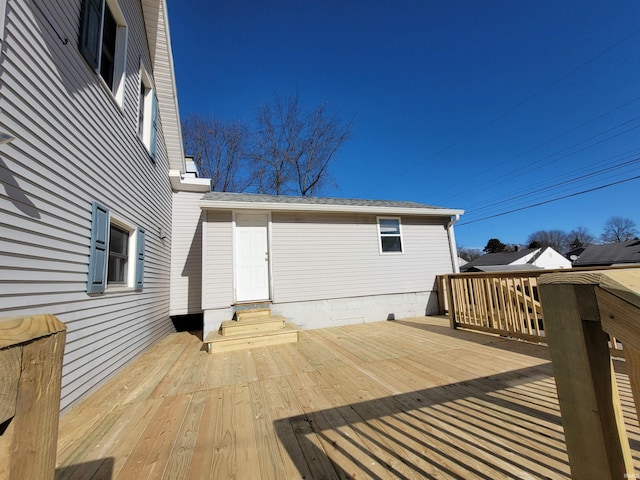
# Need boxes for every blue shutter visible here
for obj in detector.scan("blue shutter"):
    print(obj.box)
[79,0,104,71]
[135,228,145,291]
[87,201,109,294]
[149,94,159,161]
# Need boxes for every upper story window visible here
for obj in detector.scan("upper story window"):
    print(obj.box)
[138,67,159,160]
[79,0,127,106]
[378,217,404,254]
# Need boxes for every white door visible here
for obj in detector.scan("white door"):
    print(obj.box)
[235,213,270,302]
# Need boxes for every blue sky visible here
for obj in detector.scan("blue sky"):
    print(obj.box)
[167,0,640,250]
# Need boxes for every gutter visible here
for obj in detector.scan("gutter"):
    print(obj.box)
[446,214,461,273]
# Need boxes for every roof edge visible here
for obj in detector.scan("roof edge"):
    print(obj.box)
[198,198,464,216]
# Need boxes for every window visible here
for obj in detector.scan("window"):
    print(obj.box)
[138,67,159,160]
[87,202,145,294]
[378,217,403,254]
[79,0,127,104]
[107,224,128,284]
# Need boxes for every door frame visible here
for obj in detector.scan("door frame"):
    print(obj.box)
[232,210,273,303]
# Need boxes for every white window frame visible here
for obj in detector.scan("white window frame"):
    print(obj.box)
[138,67,154,149]
[377,216,404,255]
[107,215,137,289]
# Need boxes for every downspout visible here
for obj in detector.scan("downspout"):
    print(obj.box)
[446,214,461,273]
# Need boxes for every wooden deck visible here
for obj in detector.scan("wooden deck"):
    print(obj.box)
[55,316,640,479]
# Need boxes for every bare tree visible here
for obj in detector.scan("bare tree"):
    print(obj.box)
[251,93,352,196]
[526,229,569,252]
[458,246,483,261]
[601,216,638,243]
[567,226,595,249]
[182,114,253,192]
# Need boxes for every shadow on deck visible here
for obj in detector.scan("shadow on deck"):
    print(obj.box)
[54,315,640,479]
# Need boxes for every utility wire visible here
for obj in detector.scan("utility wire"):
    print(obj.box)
[441,109,640,204]
[465,155,640,215]
[444,95,640,200]
[458,174,640,226]
[358,25,640,198]
[442,114,640,211]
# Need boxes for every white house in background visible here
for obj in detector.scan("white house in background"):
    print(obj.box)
[169,192,464,339]
[0,0,207,411]
[460,246,571,272]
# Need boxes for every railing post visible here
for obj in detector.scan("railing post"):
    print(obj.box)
[0,314,66,480]
[446,276,457,329]
[539,278,634,480]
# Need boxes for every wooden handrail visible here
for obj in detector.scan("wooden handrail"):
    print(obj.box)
[0,314,66,480]
[539,268,640,480]
[436,265,640,355]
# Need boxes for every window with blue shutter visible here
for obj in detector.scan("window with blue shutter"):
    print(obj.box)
[149,93,159,161]
[135,228,145,291]
[87,201,109,294]
[79,0,103,71]
[78,0,127,104]
[87,202,145,293]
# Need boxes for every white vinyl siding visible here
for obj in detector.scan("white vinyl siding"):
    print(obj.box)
[0,0,173,411]
[202,210,233,309]
[170,191,205,315]
[271,212,453,303]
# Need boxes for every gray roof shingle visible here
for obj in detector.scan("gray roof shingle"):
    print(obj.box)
[572,240,640,266]
[460,249,538,271]
[200,191,452,210]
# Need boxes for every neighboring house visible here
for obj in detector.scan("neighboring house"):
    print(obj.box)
[460,246,571,272]
[572,240,640,267]
[169,192,464,338]
[0,0,207,411]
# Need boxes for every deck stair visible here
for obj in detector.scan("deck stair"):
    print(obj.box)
[204,305,299,353]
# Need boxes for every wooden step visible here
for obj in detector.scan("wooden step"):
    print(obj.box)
[235,308,271,322]
[204,325,299,353]
[221,316,286,336]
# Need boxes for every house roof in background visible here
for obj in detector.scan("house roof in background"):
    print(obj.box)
[468,264,543,272]
[573,240,640,266]
[199,192,464,216]
[461,248,538,271]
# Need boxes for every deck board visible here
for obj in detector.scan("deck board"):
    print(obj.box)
[56,316,640,479]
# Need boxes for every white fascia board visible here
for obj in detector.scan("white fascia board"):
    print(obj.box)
[198,199,464,217]
[169,170,211,192]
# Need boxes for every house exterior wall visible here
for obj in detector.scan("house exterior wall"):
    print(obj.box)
[170,191,205,316]
[509,251,538,265]
[0,0,174,411]
[200,209,455,336]
[270,212,452,302]
[531,247,572,269]
[202,209,234,309]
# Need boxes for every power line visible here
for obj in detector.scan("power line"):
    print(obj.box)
[457,174,640,226]
[357,25,640,198]
[465,154,640,215]
[441,110,640,205]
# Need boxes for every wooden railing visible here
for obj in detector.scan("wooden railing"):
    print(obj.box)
[0,314,66,480]
[539,268,640,480]
[438,270,547,342]
[437,266,640,355]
